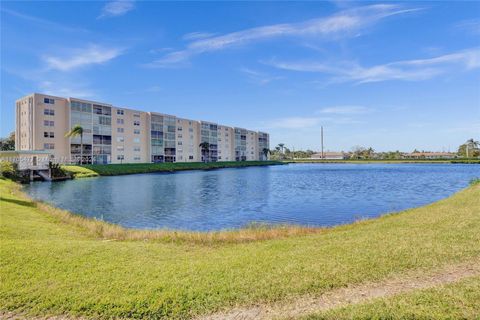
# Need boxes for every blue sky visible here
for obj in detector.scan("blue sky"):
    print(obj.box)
[1,1,479,152]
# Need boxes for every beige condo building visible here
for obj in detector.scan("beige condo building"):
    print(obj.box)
[15,93,270,164]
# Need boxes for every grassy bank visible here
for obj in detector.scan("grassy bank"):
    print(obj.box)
[1,178,479,319]
[63,160,283,178]
[285,158,480,164]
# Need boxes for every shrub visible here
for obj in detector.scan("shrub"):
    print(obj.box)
[0,161,29,183]
[49,161,68,178]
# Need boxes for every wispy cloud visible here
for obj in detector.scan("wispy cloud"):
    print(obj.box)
[240,68,284,85]
[182,32,217,41]
[44,45,123,71]
[455,19,480,35]
[148,4,421,67]
[318,106,372,114]
[1,7,88,33]
[99,0,135,18]
[267,48,480,84]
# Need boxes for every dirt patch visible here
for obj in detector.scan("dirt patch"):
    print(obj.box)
[198,259,480,320]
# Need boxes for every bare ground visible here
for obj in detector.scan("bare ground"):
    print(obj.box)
[197,258,480,320]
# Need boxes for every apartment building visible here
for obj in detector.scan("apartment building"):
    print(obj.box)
[15,93,269,164]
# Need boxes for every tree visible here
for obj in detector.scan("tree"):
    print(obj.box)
[0,131,15,151]
[458,139,480,157]
[262,148,270,161]
[65,125,84,164]
[199,142,210,163]
[277,143,285,154]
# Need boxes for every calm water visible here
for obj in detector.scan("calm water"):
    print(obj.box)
[24,164,480,231]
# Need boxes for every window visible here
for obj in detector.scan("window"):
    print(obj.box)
[43,98,54,104]
[177,127,183,131]
[134,156,141,161]
[177,134,182,139]
[44,120,54,126]
[117,137,124,142]
[117,118,124,125]
[189,128,194,132]
[71,101,91,113]
[134,120,140,126]
[133,138,140,143]
[134,129,140,134]
[117,128,124,133]
[43,143,54,149]
[44,109,54,116]
[178,141,182,146]
[117,155,124,160]
[133,113,140,118]
[117,109,124,115]
[117,146,124,151]
[189,155,194,160]
[133,147,141,152]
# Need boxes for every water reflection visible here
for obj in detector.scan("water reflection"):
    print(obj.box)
[24,164,479,231]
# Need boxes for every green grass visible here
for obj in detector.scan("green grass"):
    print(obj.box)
[0,178,479,319]
[67,161,283,176]
[61,165,99,178]
[301,276,480,320]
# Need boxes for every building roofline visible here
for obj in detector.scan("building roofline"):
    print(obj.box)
[15,92,269,135]
[0,150,52,155]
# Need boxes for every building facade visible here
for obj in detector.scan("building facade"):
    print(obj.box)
[15,93,270,164]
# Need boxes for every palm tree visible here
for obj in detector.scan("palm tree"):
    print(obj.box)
[199,142,210,163]
[465,139,480,158]
[65,125,84,164]
[262,148,270,161]
[278,143,285,154]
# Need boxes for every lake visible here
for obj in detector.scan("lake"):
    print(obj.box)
[24,163,480,231]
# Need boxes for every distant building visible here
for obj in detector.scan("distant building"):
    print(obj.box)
[310,152,346,160]
[15,93,269,164]
[404,152,457,159]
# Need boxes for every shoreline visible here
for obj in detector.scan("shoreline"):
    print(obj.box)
[60,160,479,180]
[11,177,479,244]
[284,159,480,164]
[62,160,285,178]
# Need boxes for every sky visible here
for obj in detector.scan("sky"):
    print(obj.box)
[1,1,479,152]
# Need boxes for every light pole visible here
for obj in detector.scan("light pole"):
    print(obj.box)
[321,126,324,160]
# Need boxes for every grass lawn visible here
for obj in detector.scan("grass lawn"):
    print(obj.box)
[63,161,283,178]
[0,178,479,319]
[61,165,99,178]
[302,276,480,320]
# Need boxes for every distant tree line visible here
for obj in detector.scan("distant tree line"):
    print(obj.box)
[268,138,480,160]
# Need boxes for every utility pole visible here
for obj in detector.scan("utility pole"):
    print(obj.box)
[321,126,324,160]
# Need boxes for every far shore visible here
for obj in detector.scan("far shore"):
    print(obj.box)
[59,159,479,179]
